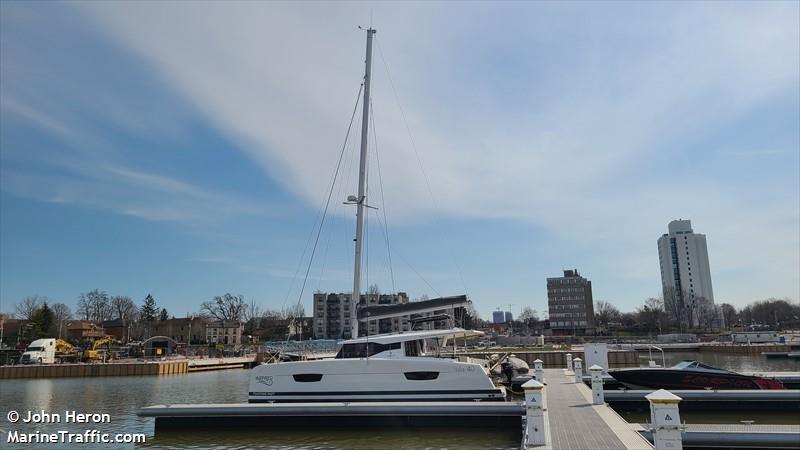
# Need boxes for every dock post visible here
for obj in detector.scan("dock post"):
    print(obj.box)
[522,379,546,447]
[573,357,582,383]
[589,364,604,404]
[533,359,544,383]
[566,353,573,371]
[646,389,683,450]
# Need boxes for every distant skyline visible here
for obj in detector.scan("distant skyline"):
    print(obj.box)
[1,2,798,320]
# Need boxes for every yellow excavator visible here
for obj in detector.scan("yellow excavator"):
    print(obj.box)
[55,339,74,354]
[84,336,113,361]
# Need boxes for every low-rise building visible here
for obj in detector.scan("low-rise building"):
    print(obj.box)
[206,321,244,346]
[153,317,209,344]
[66,320,106,341]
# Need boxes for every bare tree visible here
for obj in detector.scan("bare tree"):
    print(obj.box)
[77,290,112,322]
[636,298,665,334]
[282,303,306,320]
[594,300,621,330]
[50,302,72,338]
[15,295,45,320]
[694,297,716,329]
[663,287,690,331]
[516,306,539,334]
[201,293,247,322]
[111,296,138,322]
[243,299,263,323]
[720,303,738,329]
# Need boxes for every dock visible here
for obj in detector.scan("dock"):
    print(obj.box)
[138,365,800,449]
[604,389,800,411]
[640,424,800,448]
[139,401,524,431]
[0,356,256,379]
[533,368,653,449]
[187,356,256,372]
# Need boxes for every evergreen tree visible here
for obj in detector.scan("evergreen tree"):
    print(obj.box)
[159,308,169,321]
[31,302,55,339]
[141,294,158,322]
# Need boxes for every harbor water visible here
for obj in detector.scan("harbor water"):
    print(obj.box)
[0,369,519,450]
[0,352,796,449]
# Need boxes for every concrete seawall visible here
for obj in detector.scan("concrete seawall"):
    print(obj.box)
[0,360,189,379]
[699,344,792,354]
[464,350,638,368]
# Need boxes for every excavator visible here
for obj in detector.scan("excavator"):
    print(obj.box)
[55,339,81,363]
[84,336,114,361]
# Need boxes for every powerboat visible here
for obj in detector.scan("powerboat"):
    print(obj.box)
[248,328,506,403]
[609,360,785,390]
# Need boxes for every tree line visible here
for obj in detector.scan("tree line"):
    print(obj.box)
[3,291,308,342]
[593,296,799,334]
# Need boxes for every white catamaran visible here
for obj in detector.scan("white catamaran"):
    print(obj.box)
[248,28,505,403]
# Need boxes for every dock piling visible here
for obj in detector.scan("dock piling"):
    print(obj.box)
[646,389,684,450]
[589,364,604,405]
[533,359,544,383]
[522,379,546,447]
[573,357,582,383]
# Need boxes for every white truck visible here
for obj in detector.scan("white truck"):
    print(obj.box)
[20,338,57,364]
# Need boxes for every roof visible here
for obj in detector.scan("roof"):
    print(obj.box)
[342,327,484,345]
[101,318,125,328]
[357,295,469,320]
[67,320,102,330]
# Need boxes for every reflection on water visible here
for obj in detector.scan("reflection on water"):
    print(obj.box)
[146,429,519,450]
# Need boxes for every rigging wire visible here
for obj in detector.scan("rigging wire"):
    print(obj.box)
[316,99,361,292]
[373,211,442,299]
[292,83,364,322]
[370,98,397,296]
[375,38,469,297]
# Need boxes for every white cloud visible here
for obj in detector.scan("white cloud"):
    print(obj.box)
[9,2,799,303]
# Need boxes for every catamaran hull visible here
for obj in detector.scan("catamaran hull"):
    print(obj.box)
[248,358,506,403]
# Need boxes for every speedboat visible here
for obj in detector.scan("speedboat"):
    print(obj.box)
[248,328,506,403]
[609,360,785,390]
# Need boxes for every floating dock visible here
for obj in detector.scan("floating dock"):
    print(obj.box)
[139,401,524,431]
[138,367,800,449]
[604,389,800,411]
[639,424,800,449]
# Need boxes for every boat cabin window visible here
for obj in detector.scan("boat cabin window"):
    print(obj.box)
[405,339,424,357]
[672,360,697,369]
[335,342,401,359]
[293,374,323,382]
[404,371,439,380]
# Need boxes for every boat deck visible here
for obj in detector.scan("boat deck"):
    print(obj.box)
[530,369,653,449]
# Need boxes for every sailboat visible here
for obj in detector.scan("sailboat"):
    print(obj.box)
[248,28,505,403]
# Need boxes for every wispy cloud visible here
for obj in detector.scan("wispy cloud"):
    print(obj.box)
[2,2,796,306]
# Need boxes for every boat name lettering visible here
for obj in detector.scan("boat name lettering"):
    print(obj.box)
[256,375,273,386]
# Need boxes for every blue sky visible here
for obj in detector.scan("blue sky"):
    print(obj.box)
[1,2,798,319]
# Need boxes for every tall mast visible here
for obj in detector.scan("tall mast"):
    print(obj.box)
[351,27,376,338]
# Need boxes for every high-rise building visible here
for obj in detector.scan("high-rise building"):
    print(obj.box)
[547,269,595,335]
[657,219,715,326]
[504,311,513,323]
[492,310,506,324]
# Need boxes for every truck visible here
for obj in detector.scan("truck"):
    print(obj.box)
[20,338,57,364]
